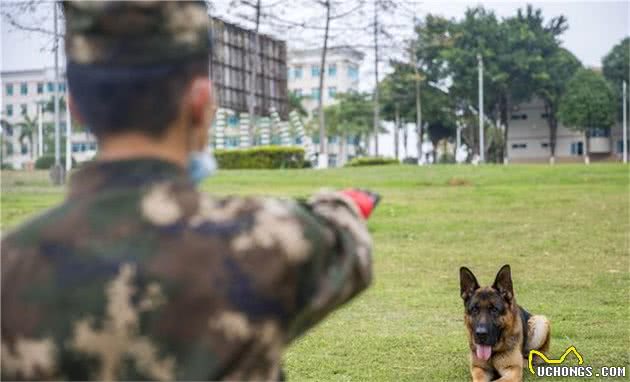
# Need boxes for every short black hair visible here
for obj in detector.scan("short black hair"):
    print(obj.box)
[67,57,209,139]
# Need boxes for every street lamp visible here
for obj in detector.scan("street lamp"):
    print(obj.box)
[477,53,484,163]
[623,80,627,164]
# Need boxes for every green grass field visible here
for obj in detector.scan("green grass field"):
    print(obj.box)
[1,164,629,381]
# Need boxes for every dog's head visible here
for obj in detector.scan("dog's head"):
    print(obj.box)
[459,264,515,361]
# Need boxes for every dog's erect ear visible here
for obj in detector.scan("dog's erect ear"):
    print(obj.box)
[492,264,514,302]
[460,267,480,301]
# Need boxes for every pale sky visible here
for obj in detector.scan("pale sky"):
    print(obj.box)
[2,1,628,76]
[2,1,627,158]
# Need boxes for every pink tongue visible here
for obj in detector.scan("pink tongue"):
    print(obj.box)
[476,345,492,361]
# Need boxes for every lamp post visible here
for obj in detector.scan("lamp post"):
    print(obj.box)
[37,102,43,158]
[51,1,64,184]
[477,54,484,163]
[623,80,627,164]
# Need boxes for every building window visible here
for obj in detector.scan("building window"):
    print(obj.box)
[287,67,292,80]
[618,140,630,153]
[294,66,303,79]
[588,127,609,137]
[328,154,337,167]
[6,104,13,117]
[328,136,338,144]
[570,142,584,156]
[5,84,13,96]
[225,136,240,148]
[37,82,44,94]
[511,143,527,149]
[59,83,66,92]
[20,104,27,115]
[328,87,337,98]
[541,142,549,148]
[47,82,54,92]
[347,66,358,80]
[20,82,28,95]
[541,113,549,119]
[328,64,337,77]
[510,114,527,120]
[311,87,320,100]
[227,115,238,126]
[311,65,320,77]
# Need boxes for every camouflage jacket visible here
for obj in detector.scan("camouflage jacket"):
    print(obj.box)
[1,158,373,381]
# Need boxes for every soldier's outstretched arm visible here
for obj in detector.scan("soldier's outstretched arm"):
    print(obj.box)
[283,189,378,341]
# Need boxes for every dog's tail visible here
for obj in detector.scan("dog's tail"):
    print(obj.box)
[526,315,551,353]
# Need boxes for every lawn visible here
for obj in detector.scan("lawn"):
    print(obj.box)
[1,164,629,381]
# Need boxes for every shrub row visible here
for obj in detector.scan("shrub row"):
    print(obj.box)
[35,155,77,170]
[215,146,306,169]
[345,156,399,167]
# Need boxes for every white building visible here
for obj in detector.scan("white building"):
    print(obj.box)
[287,46,365,167]
[507,98,627,163]
[0,68,97,169]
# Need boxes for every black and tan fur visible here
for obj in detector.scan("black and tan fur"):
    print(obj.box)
[460,265,550,382]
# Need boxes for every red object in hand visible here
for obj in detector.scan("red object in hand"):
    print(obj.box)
[341,189,381,219]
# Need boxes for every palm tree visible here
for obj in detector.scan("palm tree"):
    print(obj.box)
[288,92,308,118]
[15,108,39,159]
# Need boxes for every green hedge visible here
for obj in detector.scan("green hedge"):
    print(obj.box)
[345,156,399,167]
[35,155,77,170]
[215,146,305,169]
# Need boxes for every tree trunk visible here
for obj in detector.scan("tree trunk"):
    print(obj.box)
[500,94,510,164]
[545,102,557,165]
[317,1,331,168]
[247,0,261,142]
[403,121,408,158]
[339,133,347,166]
[415,78,422,164]
[584,131,590,164]
[394,104,400,160]
[373,1,380,156]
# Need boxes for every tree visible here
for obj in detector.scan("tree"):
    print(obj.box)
[379,61,456,159]
[15,108,39,159]
[288,91,307,117]
[323,92,372,163]
[602,37,630,120]
[409,14,454,162]
[558,68,616,164]
[537,48,582,163]
[443,5,569,163]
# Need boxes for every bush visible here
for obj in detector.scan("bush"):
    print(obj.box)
[402,157,418,165]
[438,153,455,164]
[345,156,399,167]
[35,155,77,170]
[215,146,305,169]
[1,163,14,170]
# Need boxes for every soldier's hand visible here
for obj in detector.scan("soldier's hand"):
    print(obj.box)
[341,189,381,219]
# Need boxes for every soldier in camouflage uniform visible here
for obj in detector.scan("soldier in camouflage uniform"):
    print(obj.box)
[1,1,380,381]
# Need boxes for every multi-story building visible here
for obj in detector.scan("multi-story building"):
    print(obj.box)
[1,17,291,170]
[287,46,365,166]
[507,98,627,163]
[0,67,95,169]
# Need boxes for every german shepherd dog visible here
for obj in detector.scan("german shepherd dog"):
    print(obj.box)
[460,265,550,382]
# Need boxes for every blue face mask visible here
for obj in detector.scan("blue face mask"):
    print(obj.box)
[187,150,217,185]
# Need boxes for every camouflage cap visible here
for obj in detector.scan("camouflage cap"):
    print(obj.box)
[63,1,211,66]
